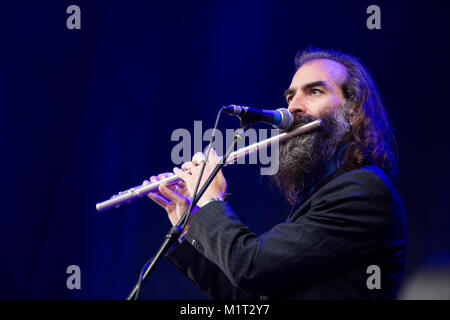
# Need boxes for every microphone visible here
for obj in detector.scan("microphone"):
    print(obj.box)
[223,105,294,130]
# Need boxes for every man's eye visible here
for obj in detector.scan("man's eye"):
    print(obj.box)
[310,89,322,96]
[286,96,293,103]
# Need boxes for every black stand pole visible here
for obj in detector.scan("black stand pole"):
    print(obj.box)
[126,123,251,300]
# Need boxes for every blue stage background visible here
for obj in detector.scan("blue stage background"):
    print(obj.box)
[1,0,449,299]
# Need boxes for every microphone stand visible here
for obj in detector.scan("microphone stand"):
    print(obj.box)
[126,121,252,300]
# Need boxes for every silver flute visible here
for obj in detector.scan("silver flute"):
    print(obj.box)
[96,119,323,212]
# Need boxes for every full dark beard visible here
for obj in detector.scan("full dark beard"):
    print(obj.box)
[271,105,350,205]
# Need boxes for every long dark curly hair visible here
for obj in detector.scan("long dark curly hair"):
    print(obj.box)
[294,47,398,178]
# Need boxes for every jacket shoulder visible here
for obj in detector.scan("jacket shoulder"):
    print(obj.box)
[310,165,403,212]
[324,165,396,193]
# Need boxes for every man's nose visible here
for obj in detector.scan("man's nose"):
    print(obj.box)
[288,95,306,115]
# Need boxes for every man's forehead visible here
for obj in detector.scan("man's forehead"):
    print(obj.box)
[291,59,347,87]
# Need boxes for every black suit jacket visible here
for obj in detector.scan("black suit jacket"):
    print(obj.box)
[166,165,407,299]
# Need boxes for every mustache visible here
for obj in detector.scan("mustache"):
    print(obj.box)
[282,113,317,132]
[292,113,317,127]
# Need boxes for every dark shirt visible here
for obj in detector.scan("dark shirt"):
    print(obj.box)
[166,165,407,300]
